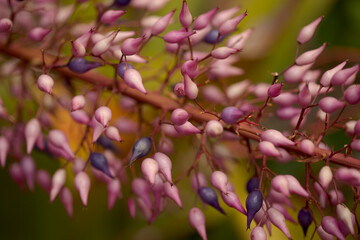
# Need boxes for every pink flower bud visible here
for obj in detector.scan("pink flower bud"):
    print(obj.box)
[151,9,175,35]
[276,147,294,163]
[92,31,118,56]
[267,208,291,239]
[212,6,240,28]
[259,141,281,157]
[318,97,345,113]
[29,27,51,41]
[320,60,347,86]
[91,116,105,143]
[37,74,54,94]
[0,136,9,167]
[299,139,314,155]
[227,28,253,50]
[164,182,182,208]
[317,225,335,240]
[283,64,312,83]
[101,10,126,24]
[273,92,298,107]
[71,95,85,111]
[201,85,226,104]
[164,30,196,43]
[184,74,198,100]
[354,120,360,136]
[70,110,90,124]
[331,64,360,86]
[174,82,185,97]
[132,178,152,208]
[210,171,228,193]
[271,175,290,196]
[272,203,296,223]
[9,163,25,188]
[141,158,159,185]
[181,60,199,79]
[50,169,66,202]
[179,0,192,28]
[318,166,332,190]
[174,121,201,135]
[71,40,86,57]
[219,12,247,36]
[336,204,354,235]
[107,179,121,210]
[211,47,238,59]
[208,65,244,80]
[205,120,223,138]
[158,137,174,155]
[268,188,294,208]
[121,37,144,56]
[171,108,189,125]
[189,207,207,240]
[0,18,12,33]
[154,152,173,184]
[251,226,267,240]
[72,158,85,174]
[329,190,344,205]
[321,216,345,240]
[352,139,360,152]
[344,85,360,105]
[285,175,309,197]
[124,68,147,94]
[313,182,327,208]
[60,187,73,218]
[296,43,326,66]
[75,28,94,47]
[191,172,207,192]
[21,156,36,191]
[95,106,112,127]
[36,169,51,193]
[226,80,250,99]
[128,197,136,218]
[261,129,295,147]
[267,83,282,97]
[345,120,356,136]
[336,167,360,186]
[105,126,122,142]
[193,8,218,30]
[48,129,74,159]
[297,16,323,44]
[74,171,91,206]
[221,191,246,215]
[298,84,311,108]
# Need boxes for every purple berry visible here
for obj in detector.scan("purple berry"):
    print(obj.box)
[198,187,225,214]
[117,62,134,79]
[89,152,113,178]
[298,208,312,236]
[68,58,101,74]
[96,136,120,153]
[221,106,243,124]
[114,0,131,7]
[246,190,263,229]
[246,177,259,193]
[129,137,152,165]
[204,29,225,44]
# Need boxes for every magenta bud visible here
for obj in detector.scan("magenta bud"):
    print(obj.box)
[171,108,189,125]
[174,82,185,97]
[60,187,73,218]
[184,74,198,99]
[151,9,175,35]
[161,124,181,138]
[336,167,360,186]
[105,126,122,142]
[36,169,51,193]
[351,139,360,152]
[202,85,226,104]
[276,107,301,120]
[141,158,159,185]
[220,106,243,124]
[318,97,345,113]
[205,120,223,138]
[318,166,332,190]
[320,60,348,86]
[74,171,91,206]
[179,0,192,28]
[354,120,360,136]
[344,85,360,105]
[181,60,199,79]
[9,163,24,188]
[219,12,247,36]
[297,16,323,44]
[331,64,360,86]
[158,137,174,155]
[273,92,298,107]
[29,27,51,41]
[284,64,312,83]
[164,182,182,208]
[276,147,294,163]
[21,156,36,191]
[71,110,90,124]
[317,225,335,240]
[261,129,295,147]
[124,68,147,94]
[95,106,112,127]
[72,158,85,175]
[268,208,291,239]
[37,74,54,94]
[221,191,246,215]
[329,190,344,206]
[211,47,238,59]
[336,204,354,235]
[191,172,207,192]
[0,136,9,167]
[285,175,309,197]
[313,182,327,208]
[75,28,94,47]
[267,83,282,97]
[212,6,240,28]
[132,178,152,208]
[189,207,207,240]
[128,198,136,218]
[164,30,196,43]
[210,171,228,193]
[271,175,290,196]
[91,117,105,143]
[322,216,345,240]
[71,95,85,111]
[154,152,173,184]
[71,40,86,57]
[251,226,267,240]
[296,43,326,66]
[0,18,12,33]
[101,10,126,24]
[50,169,66,202]
[298,84,312,108]
[121,37,144,56]
[107,179,121,210]
[48,130,74,159]
[193,8,218,30]
[174,121,201,135]
[259,141,281,157]
[209,64,244,80]
[272,203,296,223]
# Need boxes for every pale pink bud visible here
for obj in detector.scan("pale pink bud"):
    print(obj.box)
[321,216,345,240]
[71,95,85,111]
[174,121,201,135]
[164,30,196,43]
[184,74,198,100]
[70,110,90,124]
[267,188,294,208]
[261,129,295,147]
[285,175,309,197]
[92,31,117,56]
[101,10,126,24]
[268,208,291,239]
[179,0,192,28]
[163,182,182,208]
[284,64,312,83]
[36,169,51,193]
[158,137,174,155]
[189,207,207,240]
[191,172,207,192]
[251,226,267,240]
[320,60,347,86]
[317,225,335,240]
[331,64,360,86]
[37,74,54,94]
[124,68,147,94]
[50,169,66,202]
[259,141,281,157]
[95,106,112,127]
[128,198,136,218]
[345,120,356,136]
[227,28,254,50]
[226,80,250,99]
[298,84,311,108]
[73,158,85,174]
[314,182,327,208]
[161,124,181,138]
[171,108,189,125]
[273,92,298,107]
[344,85,360,105]
[141,158,159,185]
[151,9,175,35]
[0,136,9,167]
[299,139,314,155]
[210,171,228,193]
[219,12,247,36]
[221,191,246,215]
[181,60,199,79]
[71,40,86,57]
[74,171,91,206]
[0,18,12,33]
[121,37,144,56]
[111,47,147,63]
[107,179,121,210]
[276,147,294,163]
[208,65,244,80]
[136,197,152,222]
[48,129,74,159]
[205,120,223,138]
[60,187,73,218]
[318,166,332,190]
[193,8,218,30]
[336,167,360,186]
[272,203,296,223]
[21,156,36,191]
[318,97,345,113]
[9,163,24,188]
[132,178,152,208]
[296,43,326,66]
[75,28,94,47]
[105,126,122,142]
[29,27,51,41]
[329,190,344,206]
[297,16,323,44]
[212,6,240,28]
[336,204,354,235]
[267,83,282,97]
[154,152,173,184]
[271,175,290,196]
[91,116,105,143]
[174,82,185,97]
[211,47,238,59]
[201,85,226,104]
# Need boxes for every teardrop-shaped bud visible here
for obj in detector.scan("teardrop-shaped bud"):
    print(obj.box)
[202,85,226,104]
[284,175,309,197]
[164,30,196,43]
[129,137,152,165]
[268,208,291,239]
[205,120,223,138]
[210,171,228,193]
[298,208,312,236]
[296,43,326,66]
[271,175,290,196]
[246,177,259,193]
[344,85,360,105]
[0,18,12,33]
[193,8,218,30]
[174,82,185,97]
[251,226,267,240]
[329,190,344,206]
[153,152,173,184]
[351,139,360,152]
[95,106,112,128]
[121,37,144,56]
[219,12,247,36]
[284,64,312,83]
[92,31,117,56]
[141,158,159,185]
[71,40,86,57]
[331,64,359,86]
[29,27,51,41]
[261,129,295,147]
[211,47,238,59]
[318,166,332,190]
[189,207,207,240]
[163,182,182,208]
[71,95,85,111]
[212,6,240,28]
[272,203,296,223]
[124,68,147,94]
[105,126,122,142]
[116,62,134,80]
[50,168,66,202]
[107,179,121,210]
[75,28,94,47]
[191,172,207,192]
[37,74,54,94]
[298,84,312,108]
[335,167,360,186]
[60,187,73,218]
[9,163,25,188]
[101,10,126,24]
[128,197,136,218]
[227,28,253,50]
[158,137,174,155]
[36,169,51,193]
[221,106,243,124]
[151,9,175,35]
[74,171,91,206]
[89,152,113,178]
[246,190,263,229]
[174,121,201,135]
[70,110,90,124]
[319,97,345,113]
[171,108,189,126]
[181,60,199,79]
[336,204,354,235]
[184,74,198,100]
[179,0,192,28]
[47,130,73,160]
[91,116,105,143]
[221,191,246,215]
[299,139,314,155]
[297,16,323,44]
[321,216,345,240]
[0,136,9,167]
[268,83,282,98]
[198,187,225,214]
[132,178,152,208]
[21,156,36,191]
[259,141,281,157]
[317,225,335,240]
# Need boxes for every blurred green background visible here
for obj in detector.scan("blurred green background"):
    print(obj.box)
[1,0,360,239]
